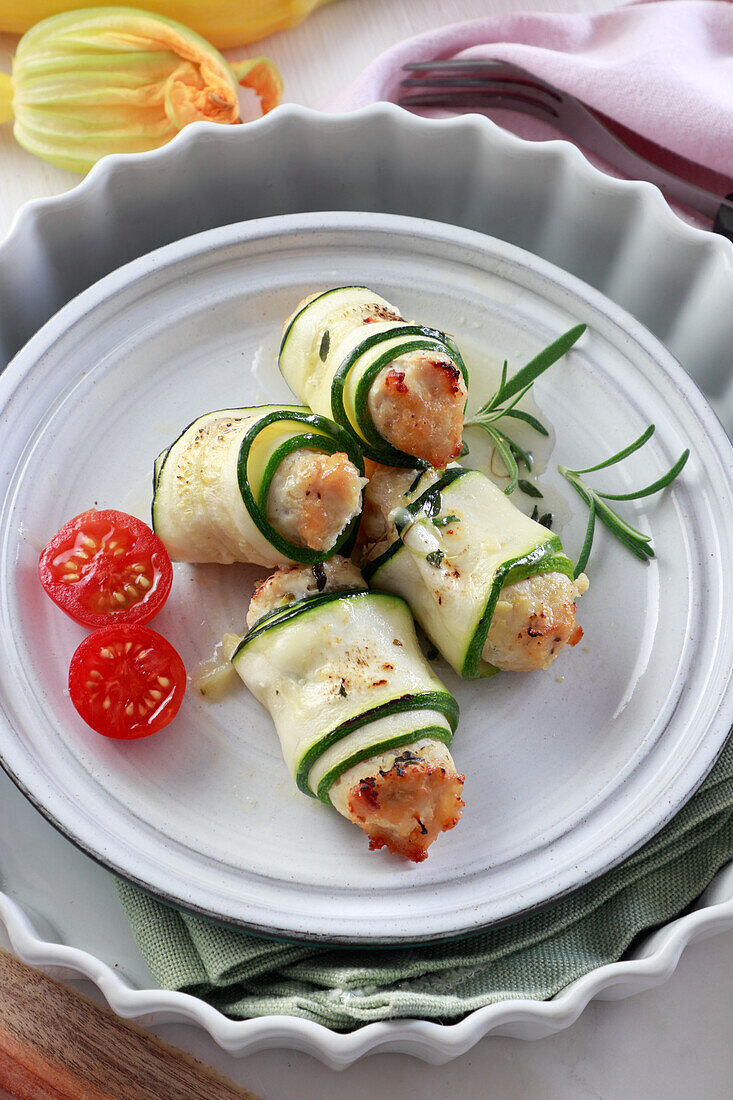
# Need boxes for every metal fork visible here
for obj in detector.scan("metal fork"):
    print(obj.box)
[400,59,733,239]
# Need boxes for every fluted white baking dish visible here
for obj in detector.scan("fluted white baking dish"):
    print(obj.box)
[0,105,732,1065]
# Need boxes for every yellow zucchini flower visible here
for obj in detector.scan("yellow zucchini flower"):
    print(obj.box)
[0,1,333,49]
[0,7,283,173]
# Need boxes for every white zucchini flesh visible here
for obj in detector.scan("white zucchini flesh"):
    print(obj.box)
[231,591,457,799]
[152,404,361,567]
[153,407,266,564]
[280,287,397,407]
[278,287,466,466]
[309,707,453,802]
[363,468,575,678]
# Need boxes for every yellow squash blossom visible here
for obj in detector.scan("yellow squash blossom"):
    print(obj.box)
[0,0,333,48]
[0,7,283,172]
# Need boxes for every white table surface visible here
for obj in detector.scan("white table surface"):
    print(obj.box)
[2,1,733,1096]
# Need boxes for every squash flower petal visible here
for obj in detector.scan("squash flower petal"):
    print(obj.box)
[2,7,282,173]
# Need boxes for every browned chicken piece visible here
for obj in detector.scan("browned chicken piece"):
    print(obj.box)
[485,571,589,671]
[247,556,366,628]
[328,739,464,863]
[368,351,467,469]
[266,449,367,553]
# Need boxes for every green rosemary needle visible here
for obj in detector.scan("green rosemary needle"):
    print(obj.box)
[466,324,586,495]
[558,424,689,576]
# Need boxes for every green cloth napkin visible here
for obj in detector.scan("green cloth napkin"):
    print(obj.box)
[117,736,733,1029]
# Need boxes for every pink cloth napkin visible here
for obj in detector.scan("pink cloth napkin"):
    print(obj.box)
[321,0,733,210]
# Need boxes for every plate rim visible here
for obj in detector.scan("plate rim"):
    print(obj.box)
[1,206,732,944]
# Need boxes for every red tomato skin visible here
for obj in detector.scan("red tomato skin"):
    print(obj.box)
[68,625,186,740]
[39,509,172,628]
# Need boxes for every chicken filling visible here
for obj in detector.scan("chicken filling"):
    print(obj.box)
[368,352,467,469]
[247,556,365,628]
[265,449,367,553]
[329,739,464,863]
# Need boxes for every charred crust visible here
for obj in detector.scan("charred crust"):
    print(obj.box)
[363,307,405,324]
[435,359,463,394]
[356,776,380,811]
[377,749,426,779]
[384,368,409,394]
[347,760,465,863]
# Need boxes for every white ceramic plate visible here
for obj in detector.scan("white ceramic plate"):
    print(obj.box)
[1,208,732,945]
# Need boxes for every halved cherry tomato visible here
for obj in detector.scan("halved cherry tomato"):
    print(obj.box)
[68,625,186,739]
[39,509,172,628]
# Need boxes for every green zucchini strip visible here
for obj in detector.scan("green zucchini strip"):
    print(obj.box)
[461,540,575,678]
[235,407,365,564]
[364,466,575,679]
[231,587,370,658]
[362,466,471,582]
[278,285,369,360]
[295,691,458,799]
[232,589,459,803]
[314,724,454,804]
[153,405,365,566]
[279,287,468,467]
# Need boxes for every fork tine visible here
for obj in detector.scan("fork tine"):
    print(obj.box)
[402,59,518,72]
[403,59,563,100]
[400,75,562,105]
[398,88,559,120]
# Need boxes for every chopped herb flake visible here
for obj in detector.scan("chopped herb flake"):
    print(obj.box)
[318,329,330,361]
[406,469,424,495]
[425,549,444,568]
[432,514,459,527]
[518,479,543,498]
[539,512,554,529]
[338,681,347,697]
[312,562,327,591]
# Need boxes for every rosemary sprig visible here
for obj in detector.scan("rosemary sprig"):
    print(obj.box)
[559,425,689,576]
[466,324,586,495]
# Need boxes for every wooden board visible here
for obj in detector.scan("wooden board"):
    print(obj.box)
[0,950,263,1100]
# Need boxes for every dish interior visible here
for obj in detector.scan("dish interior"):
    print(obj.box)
[0,214,731,943]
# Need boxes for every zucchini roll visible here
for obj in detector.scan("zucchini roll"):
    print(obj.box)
[279,287,468,469]
[233,559,464,861]
[152,405,366,567]
[361,465,588,679]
